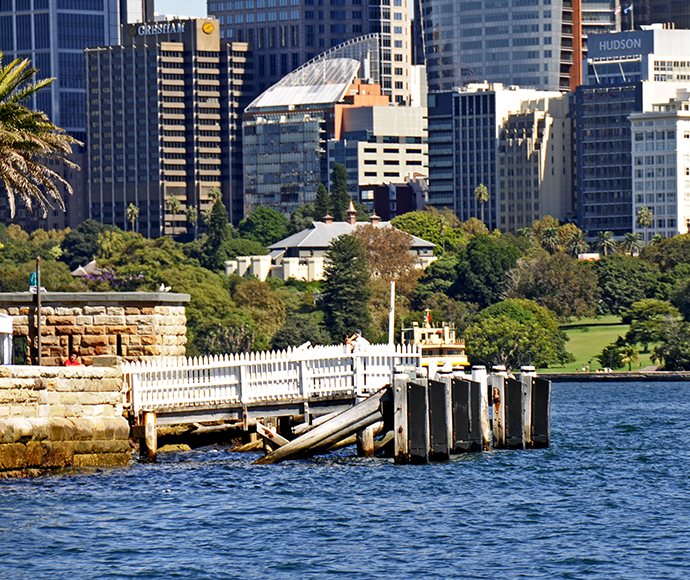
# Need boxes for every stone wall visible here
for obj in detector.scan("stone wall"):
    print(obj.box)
[0,364,131,478]
[0,292,189,366]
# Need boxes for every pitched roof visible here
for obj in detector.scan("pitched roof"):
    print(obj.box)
[269,221,435,251]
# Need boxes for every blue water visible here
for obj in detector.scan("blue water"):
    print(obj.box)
[2,381,690,579]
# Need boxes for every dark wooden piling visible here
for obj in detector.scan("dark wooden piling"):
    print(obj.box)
[530,377,551,448]
[407,380,429,464]
[428,378,450,461]
[451,377,482,452]
[140,411,157,462]
[490,372,506,449]
[505,377,525,450]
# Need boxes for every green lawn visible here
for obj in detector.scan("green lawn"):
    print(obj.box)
[540,315,658,373]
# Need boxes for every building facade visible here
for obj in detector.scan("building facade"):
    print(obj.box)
[86,18,251,236]
[208,0,416,104]
[426,83,568,231]
[629,95,690,240]
[575,27,690,237]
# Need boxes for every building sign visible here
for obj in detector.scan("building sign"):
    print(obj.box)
[129,21,186,37]
[588,31,654,59]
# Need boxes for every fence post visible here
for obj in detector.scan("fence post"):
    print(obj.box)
[300,359,310,423]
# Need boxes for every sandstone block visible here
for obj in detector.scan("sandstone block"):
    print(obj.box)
[49,417,75,440]
[7,308,19,316]
[141,308,155,315]
[93,315,126,326]
[59,392,81,406]
[37,440,74,467]
[47,316,77,326]
[124,307,141,316]
[48,404,66,417]
[106,306,125,316]
[38,391,60,405]
[56,325,81,335]
[41,306,55,315]
[73,439,131,455]
[0,443,27,469]
[75,315,94,325]
[84,306,106,315]
[72,452,130,467]
[107,325,136,335]
[81,336,109,347]
[84,326,106,335]
[13,315,29,326]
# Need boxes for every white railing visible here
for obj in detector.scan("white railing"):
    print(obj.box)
[122,343,421,416]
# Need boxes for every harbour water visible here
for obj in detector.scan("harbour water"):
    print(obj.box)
[1,381,689,579]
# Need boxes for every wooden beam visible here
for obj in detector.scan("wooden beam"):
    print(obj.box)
[256,421,290,448]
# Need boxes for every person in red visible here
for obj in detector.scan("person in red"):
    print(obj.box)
[63,352,82,366]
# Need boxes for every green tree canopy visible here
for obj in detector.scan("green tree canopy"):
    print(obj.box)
[594,254,663,315]
[238,206,288,247]
[61,219,112,271]
[640,233,690,273]
[271,313,330,350]
[321,234,373,342]
[391,210,465,255]
[330,163,350,222]
[622,299,682,352]
[314,183,331,221]
[450,234,520,309]
[651,318,690,371]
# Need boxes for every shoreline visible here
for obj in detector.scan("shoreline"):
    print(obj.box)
[538,371,690,382]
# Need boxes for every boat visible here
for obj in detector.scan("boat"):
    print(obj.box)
[400,309,469,375]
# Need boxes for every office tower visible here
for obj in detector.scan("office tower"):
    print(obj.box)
[86,18,251,236]
[426,83,569,231]
[575,27,690,238]
[629,94,690,240]
[208,0,416,104]
[631,0,690,30]
[0,0,150,231]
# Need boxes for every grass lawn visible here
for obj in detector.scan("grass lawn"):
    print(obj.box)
[540,315,658,373]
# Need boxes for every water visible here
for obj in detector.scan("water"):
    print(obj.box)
[2,381,690,580]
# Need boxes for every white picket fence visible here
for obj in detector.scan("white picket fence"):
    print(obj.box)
[122,343,422,416]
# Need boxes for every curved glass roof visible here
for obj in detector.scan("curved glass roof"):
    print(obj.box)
[246,58,361,112]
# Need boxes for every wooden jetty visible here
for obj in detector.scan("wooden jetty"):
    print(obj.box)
[122,344,550,463]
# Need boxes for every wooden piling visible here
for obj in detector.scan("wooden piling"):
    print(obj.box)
[393,370,410,464]
[505,377,525,449]
[407,380,429,464]
[253,386,390,464]
[530,377,551,448]
[356,424,376,457]
[141,411,157,462]
[520,366,536,448]
[471,366,491,451]
[435,371,454,459]
[428,378,450,461]
[490,369,506,449]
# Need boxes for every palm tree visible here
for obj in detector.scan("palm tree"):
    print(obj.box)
[186,205,198,240]
[594,231,617,257]
[539,225,561,255]
[651,233,664,245]
[208,187,222,204]
[0,52,80,217]
[621,232,643,256]
[636,205,653,245]
[166,194,180,236]
[474,183,489,227]
[126,203,139,233]
[620,344,640,371]
[564,229,589,257]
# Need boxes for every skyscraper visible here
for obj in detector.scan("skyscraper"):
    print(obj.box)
[208,0,417,104]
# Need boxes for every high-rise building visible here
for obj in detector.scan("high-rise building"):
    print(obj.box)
[575,27,690,238]
[0,0,150,231]
[86,18,251,236]
[631,0,690,30]
[426,83,569,231]
[629,94,690,240]
[208,0,417,104]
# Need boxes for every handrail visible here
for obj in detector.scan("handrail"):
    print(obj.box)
[122,343,421,415]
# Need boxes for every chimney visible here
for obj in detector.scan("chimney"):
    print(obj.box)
[370,212,381,225]
[346,199,357,225]
[323,214,334,224]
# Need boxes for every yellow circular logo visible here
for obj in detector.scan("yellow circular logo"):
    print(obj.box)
[129,26,137,36]
[202,22,214,34]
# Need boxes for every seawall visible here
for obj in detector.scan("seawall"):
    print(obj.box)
[539,371,690,382]
[0,362,131,478]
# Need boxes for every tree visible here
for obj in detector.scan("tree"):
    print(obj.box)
[564,228,589,257]
[451,234,521,309]
[651,318,690,371]
[61,219,112,271]
[200,199,233,271]
[671,277,690,321]
[507,253,599,320]
[412,255,460,305]
[166,194,181,235]
[238,206,288,247]
[233,278,287,349]
[351,223,420,297]
[640,233,690,273]
[594,254,662,315]
[208,187,222,203]
[620,343,640,371]
[474,183,489,226]
[288,203,316,235]
[620,232,643,256]
[636,205,653,245]
[0,52,79,217]
[539,226,561,255]
[594,231,617,257]
[391,209,465,254]
[314,183,331,220]
[126,203,140,233]
[186,206,199,239]
[321,234,373,342]
[271,313,330,350]
[622,299,681,352]
[330,163,350,222]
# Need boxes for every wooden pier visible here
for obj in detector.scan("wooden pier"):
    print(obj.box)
[122,345,550,463]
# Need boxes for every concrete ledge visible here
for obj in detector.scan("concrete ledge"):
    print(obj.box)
[0,292,190,305]
[539,371,690,382]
